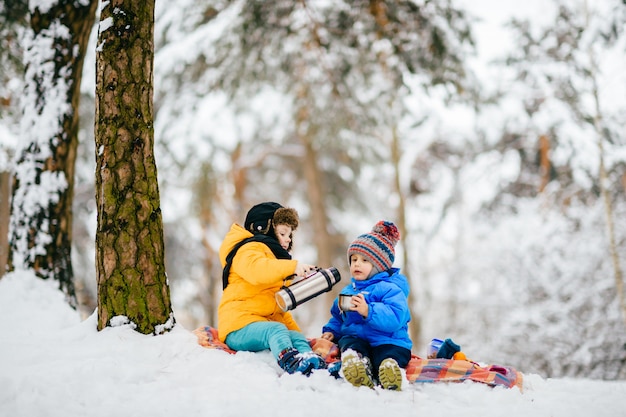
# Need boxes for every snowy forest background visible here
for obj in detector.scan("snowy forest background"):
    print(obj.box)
[1,0,625,381]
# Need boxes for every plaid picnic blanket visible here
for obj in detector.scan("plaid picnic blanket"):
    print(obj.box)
[193,326,523,391]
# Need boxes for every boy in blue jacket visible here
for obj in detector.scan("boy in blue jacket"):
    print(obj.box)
[321,221,412,390]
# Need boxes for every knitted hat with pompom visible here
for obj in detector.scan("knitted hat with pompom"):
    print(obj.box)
[347,221,400,276]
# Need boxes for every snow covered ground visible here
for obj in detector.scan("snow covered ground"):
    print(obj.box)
[1,271,625,417]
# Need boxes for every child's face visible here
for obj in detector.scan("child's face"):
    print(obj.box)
[349,253,373,281]
[274,224,293,250]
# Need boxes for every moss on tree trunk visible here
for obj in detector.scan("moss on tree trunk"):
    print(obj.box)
[95,0,174,334]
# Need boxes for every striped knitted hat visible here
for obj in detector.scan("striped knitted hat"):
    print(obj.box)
[347,221,400,276]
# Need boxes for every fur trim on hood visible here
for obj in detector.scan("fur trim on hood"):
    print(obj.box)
[273,207,299,230]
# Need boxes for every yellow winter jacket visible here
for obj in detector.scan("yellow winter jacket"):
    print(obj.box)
[217,223,300,342]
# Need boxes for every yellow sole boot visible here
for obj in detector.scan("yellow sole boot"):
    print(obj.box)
[378,358,403,391]
[340,351,374,388]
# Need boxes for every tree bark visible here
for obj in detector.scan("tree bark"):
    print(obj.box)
[7,0,97,305]
[538,134,551,193]
[586,20,626,327]
[294,81,335,268]
[95,0,174,334]
[390,125,422,345]
[369,0,423,344]
[301,138,333,268]
[0,171,10,278]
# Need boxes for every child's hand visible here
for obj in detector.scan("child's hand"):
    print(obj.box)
[294,262,316,277]
[321,332,334,341]
[351,293,369,318]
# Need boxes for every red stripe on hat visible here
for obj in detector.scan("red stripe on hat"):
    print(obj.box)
[350,240,390,271]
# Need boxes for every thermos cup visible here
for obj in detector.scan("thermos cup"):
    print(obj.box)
[275,267,341,311]
[338,294,356,312]
[428,338,444,358]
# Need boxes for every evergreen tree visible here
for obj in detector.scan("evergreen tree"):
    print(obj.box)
[499,0,626,377]
[0,0,27,119]
[6,0,97,306]
[152,0,474,330]
[95,0,174,334]
[413,0,626,379]
[506,1,626,326]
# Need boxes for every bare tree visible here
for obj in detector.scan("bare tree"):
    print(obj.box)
[95,0,174,334]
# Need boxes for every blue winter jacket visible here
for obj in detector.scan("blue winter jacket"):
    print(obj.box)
[322,268,412,350]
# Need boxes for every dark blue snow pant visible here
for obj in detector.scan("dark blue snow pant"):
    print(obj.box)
[338,335,411,379]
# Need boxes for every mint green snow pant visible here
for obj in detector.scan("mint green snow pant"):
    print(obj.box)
[225,321,312,359]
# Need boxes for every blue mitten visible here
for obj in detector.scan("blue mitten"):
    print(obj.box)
[436,338,461,359]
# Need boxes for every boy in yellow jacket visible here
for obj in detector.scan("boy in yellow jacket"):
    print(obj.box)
[218,202,326,375]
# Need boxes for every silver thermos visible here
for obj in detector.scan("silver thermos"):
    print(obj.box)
[275,267,341,311]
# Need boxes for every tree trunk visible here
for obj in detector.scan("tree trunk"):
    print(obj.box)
[538,134,551,193]
[586,28,626,327]
[195,162,219,327]
[593,93,626,328]
[390,125,422,345]
[95,0,174,334]
[0,170,10,278]
[292,80,334,268]
[370,0,423,344]
[7,0,97,306]
[301,138,333,268]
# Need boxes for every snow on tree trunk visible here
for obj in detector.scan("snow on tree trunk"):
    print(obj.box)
[7,0,97,305]
[95,0,174,335]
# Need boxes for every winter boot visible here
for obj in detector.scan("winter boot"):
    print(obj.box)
[327,361,342,379]
[297,351,327,374]
[378,358,403,391]
[278,348,326,376]
[278,348,304,374]
[340,349,374,388]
